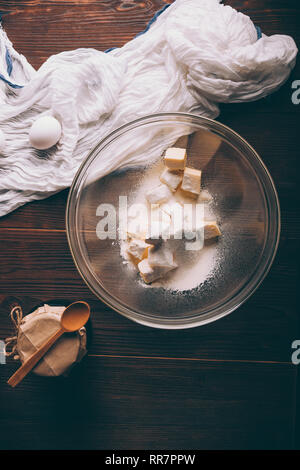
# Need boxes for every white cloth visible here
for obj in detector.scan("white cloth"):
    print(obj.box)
[0,0,297,216]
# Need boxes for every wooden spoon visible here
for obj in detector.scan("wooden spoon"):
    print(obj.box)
[7,301,90,388]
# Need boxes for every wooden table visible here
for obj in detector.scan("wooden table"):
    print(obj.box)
[0,0,299,450]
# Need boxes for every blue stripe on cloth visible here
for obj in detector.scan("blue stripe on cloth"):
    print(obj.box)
[104,47,118,53]
[255,25,262,40]
[0,15,24,88]
[5,47,12,75]
[0,73,23,88]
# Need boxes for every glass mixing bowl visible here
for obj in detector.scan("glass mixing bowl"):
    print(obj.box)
[66,113,280,329]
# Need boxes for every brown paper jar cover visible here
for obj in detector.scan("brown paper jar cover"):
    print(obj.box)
[17,304,87,376]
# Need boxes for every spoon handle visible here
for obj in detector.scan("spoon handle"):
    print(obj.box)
[7,328,64,388]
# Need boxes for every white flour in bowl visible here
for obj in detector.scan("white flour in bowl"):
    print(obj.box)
[119,161,219,292]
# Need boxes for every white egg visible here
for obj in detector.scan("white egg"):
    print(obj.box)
[29,115,62,150]
[0,129,6,152]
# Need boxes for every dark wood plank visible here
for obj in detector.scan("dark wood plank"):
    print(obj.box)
[0,0,171,68]
[0,356,296,450]
[218,113,300,206]
[0,190,68,230]
[0,229,90,297]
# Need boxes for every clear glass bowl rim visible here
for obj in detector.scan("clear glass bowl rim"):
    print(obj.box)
[66,112,281,329]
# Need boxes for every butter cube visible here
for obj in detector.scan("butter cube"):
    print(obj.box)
[145,220,170,246]
[145,206,171,246]
[164,147,187,170]
[181,167,201,196]
[148,244,175,268]
[138,259,177,284]
[126,239,150,264]
[160,168,183,192]
[150,205,171,225]
[199,189,212,202]
[146,184,172,205]
[204,221,221,239]
[161,202,184,244]
[160,201,182,219]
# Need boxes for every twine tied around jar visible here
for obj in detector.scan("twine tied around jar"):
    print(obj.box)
[5,305,23,359]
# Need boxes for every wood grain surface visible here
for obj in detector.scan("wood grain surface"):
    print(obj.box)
[0,0,299,450]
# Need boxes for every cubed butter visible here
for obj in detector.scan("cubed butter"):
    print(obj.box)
[146,184,172,205]
[138,259,177,284]
[204,221,221,239]
[164,147,187,170]
[145,220,170,245]
[160,168,183,192]
[126,239,150,264]
[148,244,175,268]
[181,167,202,196]
[160,201,182,219]
[199,189,212,202]
[150,205,171,225]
